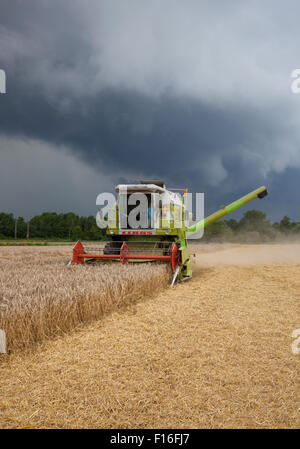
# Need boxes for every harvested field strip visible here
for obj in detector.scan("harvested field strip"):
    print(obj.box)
[0,244,299,428]
[0,246,169,351]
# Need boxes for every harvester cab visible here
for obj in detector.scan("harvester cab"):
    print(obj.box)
[72,181,268,286]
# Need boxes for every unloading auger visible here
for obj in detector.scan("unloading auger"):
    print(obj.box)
[71,181,268,286]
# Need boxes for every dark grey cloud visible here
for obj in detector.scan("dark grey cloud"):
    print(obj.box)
[0,135,114,220]
[1,0,300,220]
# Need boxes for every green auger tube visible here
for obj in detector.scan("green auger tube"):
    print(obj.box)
[187,186,268,237]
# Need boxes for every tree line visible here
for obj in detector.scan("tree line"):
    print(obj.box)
[0,212,106,241]
[0,209,299,242]
[202,210,300,243]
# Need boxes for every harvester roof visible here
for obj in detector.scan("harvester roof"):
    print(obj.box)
[115,184,166,194]
[115,183,182,205]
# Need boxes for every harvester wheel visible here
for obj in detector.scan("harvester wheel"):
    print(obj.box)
[103,241,121,255]
[170,242,180,272]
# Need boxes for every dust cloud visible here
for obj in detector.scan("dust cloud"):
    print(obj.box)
[190,243,300,268]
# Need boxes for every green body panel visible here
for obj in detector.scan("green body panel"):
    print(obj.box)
[179,244,192,278]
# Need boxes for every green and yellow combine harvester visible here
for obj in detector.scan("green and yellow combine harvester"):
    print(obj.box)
[72,181,268,286]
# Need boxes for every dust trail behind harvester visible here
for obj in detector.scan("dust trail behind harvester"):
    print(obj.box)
[191,243,300,271]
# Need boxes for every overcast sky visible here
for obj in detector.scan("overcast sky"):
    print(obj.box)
[0,0,300,221]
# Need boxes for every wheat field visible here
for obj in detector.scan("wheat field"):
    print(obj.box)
[0,246,169,351]
[0,243,299,428]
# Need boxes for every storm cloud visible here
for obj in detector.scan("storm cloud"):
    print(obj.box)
[0,0,300,220]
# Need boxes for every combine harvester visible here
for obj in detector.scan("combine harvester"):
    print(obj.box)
[72,181,268,286]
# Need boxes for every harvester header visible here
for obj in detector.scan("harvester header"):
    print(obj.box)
[72,182,268,285]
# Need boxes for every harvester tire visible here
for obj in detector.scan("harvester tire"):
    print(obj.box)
[170,242,180,272]
[103,242,121,255]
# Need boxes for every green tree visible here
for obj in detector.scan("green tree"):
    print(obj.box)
[291,223,300,234]
[279,215,292,234]
[16,217,27,239]
[203,221,233,242]
[237,209,275,242]
[225,218,239,231]
[63,212,78,240]
[71,225,82,241]
[0,213,15,238]
[238,210,267,230]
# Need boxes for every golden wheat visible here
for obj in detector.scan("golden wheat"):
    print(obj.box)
[0,244,299,428]
[0,246,170,351]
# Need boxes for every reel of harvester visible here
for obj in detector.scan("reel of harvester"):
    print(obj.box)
[70,180,268,286]
[72,240,180,267]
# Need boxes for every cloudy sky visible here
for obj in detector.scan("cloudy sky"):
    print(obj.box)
[0,0,300,221]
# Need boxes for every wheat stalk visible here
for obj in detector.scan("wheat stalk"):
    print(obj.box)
[0,246,170,351]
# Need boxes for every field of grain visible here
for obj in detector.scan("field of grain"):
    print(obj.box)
[0,244,299,428]
[0,246,169,351]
